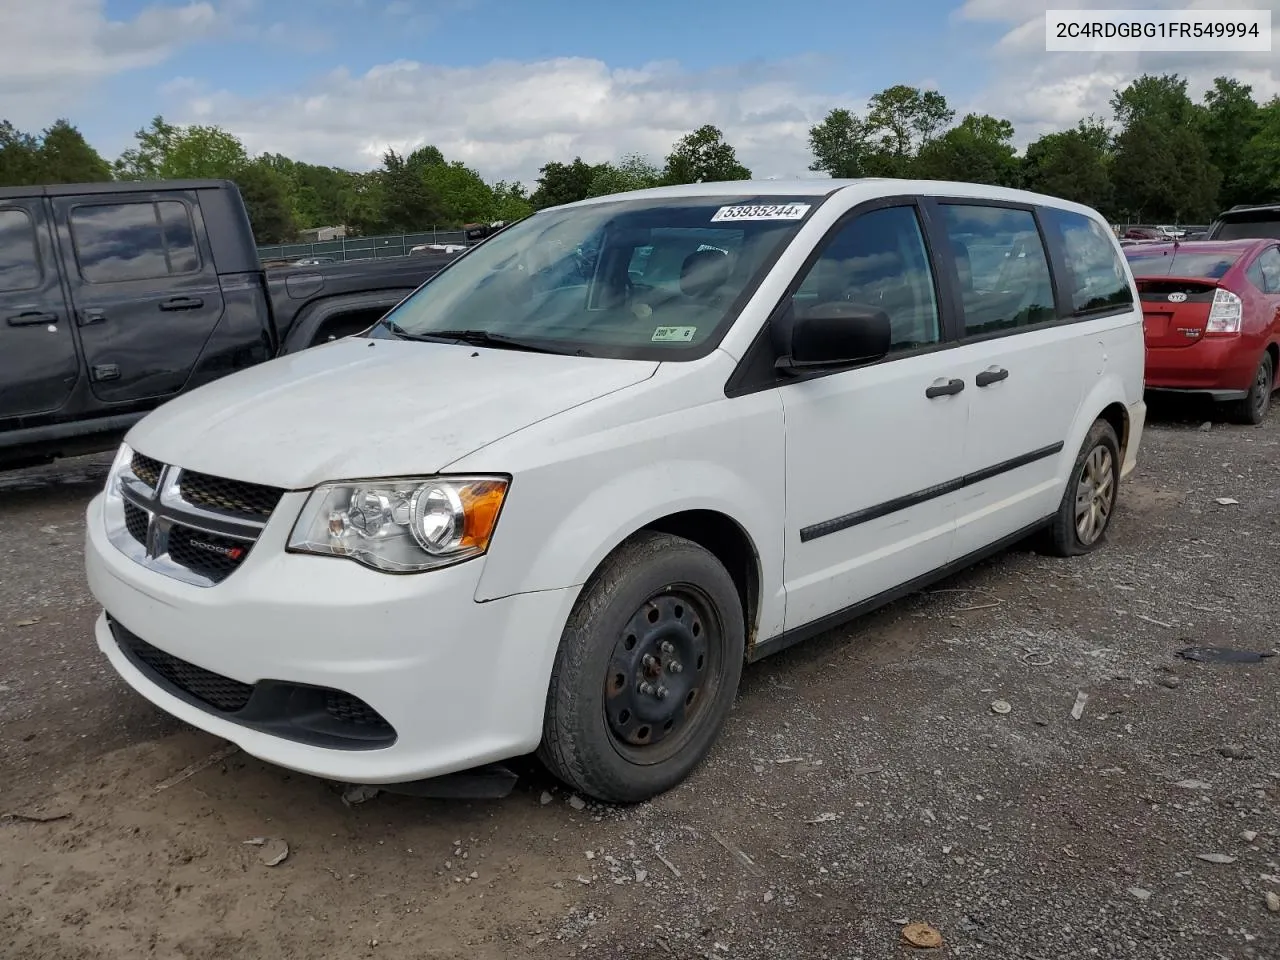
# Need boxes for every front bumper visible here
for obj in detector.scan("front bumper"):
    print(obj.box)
[85,491,578,784]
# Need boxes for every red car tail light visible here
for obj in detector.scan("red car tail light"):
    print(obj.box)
[1205,288,1243,335]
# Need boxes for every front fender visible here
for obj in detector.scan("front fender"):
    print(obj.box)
[468,383,787,642]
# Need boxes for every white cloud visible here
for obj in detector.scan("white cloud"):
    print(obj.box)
[5,0,1275,189]
[0,0,230,127]
[161,55,863,185]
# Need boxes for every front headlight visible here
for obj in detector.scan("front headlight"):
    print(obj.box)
[287,475,510,573]
[104,441,134,501]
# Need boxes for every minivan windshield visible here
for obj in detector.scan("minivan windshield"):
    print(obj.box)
[369,195,820,360]
[1126,248,1243,279]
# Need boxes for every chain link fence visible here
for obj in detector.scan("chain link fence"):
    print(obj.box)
[257,229,469,264]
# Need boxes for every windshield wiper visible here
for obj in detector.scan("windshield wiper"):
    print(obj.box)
[426,328,589,356]
[380,319,589,356]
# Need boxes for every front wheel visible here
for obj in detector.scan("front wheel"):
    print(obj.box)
[537,531,745,803]
[1045,419,1121,557]
[1228,352,1274,425]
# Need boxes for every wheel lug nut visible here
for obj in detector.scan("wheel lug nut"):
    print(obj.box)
[660,641,674,655]
[639,682,655,695]
[642,653,657,669]
[668,661,683,674]
[656,686,668,700]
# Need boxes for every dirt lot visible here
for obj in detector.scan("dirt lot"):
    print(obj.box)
[1,401,1277,960]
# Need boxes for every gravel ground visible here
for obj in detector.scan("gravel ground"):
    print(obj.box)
[1,399,1277,960]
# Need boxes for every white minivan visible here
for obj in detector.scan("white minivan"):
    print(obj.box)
[85,179,1146,803]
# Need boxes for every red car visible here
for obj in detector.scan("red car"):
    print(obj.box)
[1125,239,1280,424]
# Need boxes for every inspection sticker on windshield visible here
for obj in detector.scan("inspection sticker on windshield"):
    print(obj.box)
[711,203,811,222]
[652,325,697,342]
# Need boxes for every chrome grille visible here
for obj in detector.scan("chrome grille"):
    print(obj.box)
[131,452,163,488]
[179,471,284,519]
[106,452,285,587]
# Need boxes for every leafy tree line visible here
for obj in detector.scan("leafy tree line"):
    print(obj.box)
[0,116,754,245]
[2,72,1277,245]
[807,75,1280,224]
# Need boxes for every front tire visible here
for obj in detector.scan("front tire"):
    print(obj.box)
[537,531,745,803]
[1228,352,1274,425]
[1046,419,1121,557]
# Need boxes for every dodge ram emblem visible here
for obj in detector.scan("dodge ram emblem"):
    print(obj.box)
[1167,292,1188,303]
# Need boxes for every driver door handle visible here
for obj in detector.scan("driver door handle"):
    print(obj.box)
[6,311,58,326]
[925,378,965,399]
[975,367,1010,387]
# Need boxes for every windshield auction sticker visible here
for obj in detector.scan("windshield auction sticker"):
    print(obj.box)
[652,326,697,342]
[711,204,812,222]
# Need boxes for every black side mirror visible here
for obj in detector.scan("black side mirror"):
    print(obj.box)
[776,301,892,373]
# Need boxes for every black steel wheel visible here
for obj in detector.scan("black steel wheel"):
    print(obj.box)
[538,531,745,803]
[604,586,721,763]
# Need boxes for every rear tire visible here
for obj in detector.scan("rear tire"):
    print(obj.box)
[537,531,745,803]
[1228,352,1274,425]
[1045,419,1121,557]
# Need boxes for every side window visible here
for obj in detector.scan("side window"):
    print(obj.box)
[158,200,199,273]
[70,201,201,284]
[1043,208,1134,314]
[940,204,1055,336]
[0,208,42,292]
[791,205,940,351]
[1256,247,1280,294]
[1246,257,1267,291]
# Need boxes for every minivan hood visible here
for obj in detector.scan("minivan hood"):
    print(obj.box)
[126,338,658,489]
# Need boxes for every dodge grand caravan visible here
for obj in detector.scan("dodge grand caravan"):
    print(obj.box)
[85,179,1147,803]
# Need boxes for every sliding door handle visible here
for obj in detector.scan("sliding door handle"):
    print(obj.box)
[925,378,965,399]
[975,367,1009,387]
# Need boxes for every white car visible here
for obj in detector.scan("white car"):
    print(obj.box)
[85,179,1147,803]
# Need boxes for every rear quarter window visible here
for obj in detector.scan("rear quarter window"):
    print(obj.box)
[1042,208,1134,314]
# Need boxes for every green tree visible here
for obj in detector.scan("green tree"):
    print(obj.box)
[338,171,387,236]
[1236,96,1280,204]
[114,115,249,180]
[864,85,954,176]
[233,160,299,244]
[37,119,111,183]
[0,120,41,186]
[422,160,501,225]
[490,180,535,221]
[1023,118,1114,214]
[529,158,600,208]
[587,153,662,196]
[1111,119,1219,222]
[807,108,872,178]
[1111,73,1199,129]
[1200,77,1262,209]
[1109,75,1220,222]
[379,149,441,232]
[662,125,751,184]
[915,113,1019,187]
[406,145,446,171]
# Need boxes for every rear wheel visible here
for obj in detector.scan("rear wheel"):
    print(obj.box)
[1045,419,1121,557]
[537,531,745,803]
[1228,352,1274,425]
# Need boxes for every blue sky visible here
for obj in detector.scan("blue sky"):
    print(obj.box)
[4,0,1278,185]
